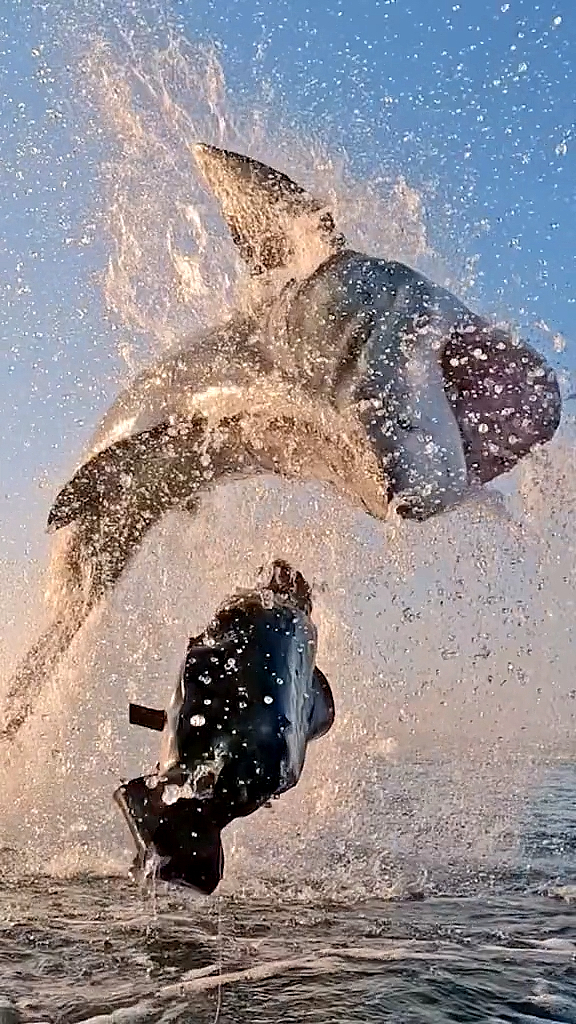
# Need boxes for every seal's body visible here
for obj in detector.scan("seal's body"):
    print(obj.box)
[114,562,334,895]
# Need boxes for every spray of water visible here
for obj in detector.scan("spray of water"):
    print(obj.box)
[0,19,574,899]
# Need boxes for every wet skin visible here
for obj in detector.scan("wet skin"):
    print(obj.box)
[0,145,561,741]
[114,562,334,895]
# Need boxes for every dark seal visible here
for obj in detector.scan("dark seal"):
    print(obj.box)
[114,561,334,895]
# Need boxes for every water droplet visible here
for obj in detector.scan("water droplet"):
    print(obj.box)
[190,714,206,727]
[263,695,274,704]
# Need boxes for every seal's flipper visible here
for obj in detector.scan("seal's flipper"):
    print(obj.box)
[308,666,335,740]
[194,143,343,275]
[114,776,224,895]
[129,703,166,731]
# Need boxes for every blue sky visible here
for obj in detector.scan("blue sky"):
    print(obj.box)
[178,0,575,335]
[0,0,574,560]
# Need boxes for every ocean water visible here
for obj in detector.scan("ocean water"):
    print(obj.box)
[1,4,575,1021]
[1,763,575,1023]
[0,473,574,1022]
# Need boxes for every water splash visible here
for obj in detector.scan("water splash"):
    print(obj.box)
[0,20,574,900]
[77,28,438,364]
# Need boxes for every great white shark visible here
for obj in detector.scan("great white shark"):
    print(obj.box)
[1,144,561,740]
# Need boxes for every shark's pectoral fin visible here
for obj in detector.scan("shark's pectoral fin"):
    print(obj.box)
[47,424,169,532]
[308,666,335,741]
[194,143,344,275]
[47,450,114,532]
[46,420,206,534]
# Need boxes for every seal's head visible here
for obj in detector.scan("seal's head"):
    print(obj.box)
[265,558,313,616]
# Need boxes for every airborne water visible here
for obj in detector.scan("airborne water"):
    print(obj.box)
[0,1,575,1021]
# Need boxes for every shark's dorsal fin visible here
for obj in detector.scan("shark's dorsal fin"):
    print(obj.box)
[194,143,343,275]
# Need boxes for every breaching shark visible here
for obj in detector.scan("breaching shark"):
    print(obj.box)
[1,144,561,740]
[114,560,334,895]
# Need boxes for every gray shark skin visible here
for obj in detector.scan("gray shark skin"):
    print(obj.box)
[114,561,335,895]
[1,144,561,741]
[270,246,560,516]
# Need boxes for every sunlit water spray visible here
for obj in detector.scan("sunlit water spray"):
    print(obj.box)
[0,18,574,902]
